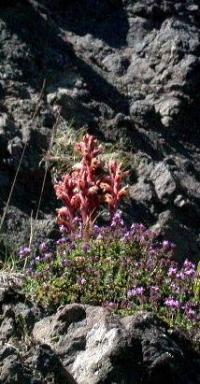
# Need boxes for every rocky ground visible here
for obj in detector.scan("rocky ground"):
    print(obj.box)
[0,276,199,384]
[0,1,200,382]
[0,0,200,260]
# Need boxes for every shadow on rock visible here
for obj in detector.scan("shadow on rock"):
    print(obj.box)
[40,0,129,49]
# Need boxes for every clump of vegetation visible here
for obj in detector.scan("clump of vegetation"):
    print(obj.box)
[54,133,129,238]
[17,134,199,332]
[22,214,199,331]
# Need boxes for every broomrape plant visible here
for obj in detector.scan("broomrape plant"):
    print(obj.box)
[17,133,199,333]
[54,134,129,239]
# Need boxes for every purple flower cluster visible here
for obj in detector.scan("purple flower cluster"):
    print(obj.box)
[162,240,176,252]
[183,259,196,277]
[20,241,55,274]
[56,237,68,245]
[39,242,49,254]
[111,210,125,228]
[19,246,31,260]
[183,302,197,320]
[19,210,199,330]
[168,266,177,277]
[128,286,145,298]
[164,297,180,310]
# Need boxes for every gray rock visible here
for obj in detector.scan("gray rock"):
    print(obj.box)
[151,210,199,261]
[41,111,55,128]
[0,317,14,343]
[0,113,17,140]
[33,305,200,384]
[0,82,4,99]
[0,285,198,384]
[129,179,154,203]
[150,162,177,203]
[102,53,130,76]
[130,100,157,129]
[0,0,200,261]
[7,136,23,159]
[0,206,57,258]
[155,97,184,127]
[0,345,18,361]
[0,2,200,382]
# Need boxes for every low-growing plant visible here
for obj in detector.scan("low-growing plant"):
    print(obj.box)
[22,212,199,331]
[47,122,86,177]
[17,133,199,333]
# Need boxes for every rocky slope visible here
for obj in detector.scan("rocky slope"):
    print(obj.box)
[0,0,200,259]
[1,0,200,260]
[0,280,199,384]
[0,1,200,383]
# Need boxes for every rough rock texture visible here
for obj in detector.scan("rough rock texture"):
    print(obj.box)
[0,0,200,260]
[0,285,199,384]
[0,283,77,384]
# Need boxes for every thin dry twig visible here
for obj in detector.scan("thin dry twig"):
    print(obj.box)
[28,210,34,250]
[41,155,73,163]
[28,109,61,248]
[0,80,46,234]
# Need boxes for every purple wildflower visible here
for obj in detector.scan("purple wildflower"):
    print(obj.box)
[128,287,145,298]
[184,268,195,277]
[19,246,31,259]
[162,240,176,252]
[104,302,118,310]
[164,297,180,310]
[111,210,124,228]
[127,289,133,299]
[56,237,68,245]
[130,223,146,234]
[39,242,48,254]
[170,283,180,294]
[59,225,68,234]
[136,287,145,296]
[72,217,82,226]
[183,259,195,270]
[184,302,197,320]
[93,225,101,236]
[121,231,132,242]
[168,266,177,277]
[176,271,185,280]
[148,248,157,257]
[42,253,53,262]
[182,259,196,277]
[79,277,87,286]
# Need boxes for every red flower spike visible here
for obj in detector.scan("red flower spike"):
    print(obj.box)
[54,134,129,238]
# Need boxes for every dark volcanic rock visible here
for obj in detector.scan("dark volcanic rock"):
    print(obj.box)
[0,285,77,383]
[0,1,200,258]
[0,285,199,384]
[0,3,200,383]
[32,304,200,384]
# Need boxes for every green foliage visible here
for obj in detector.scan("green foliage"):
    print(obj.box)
[11,131,199,337]
[23,221,199,332]
[50,122,86,177]
[194,261,200,301]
